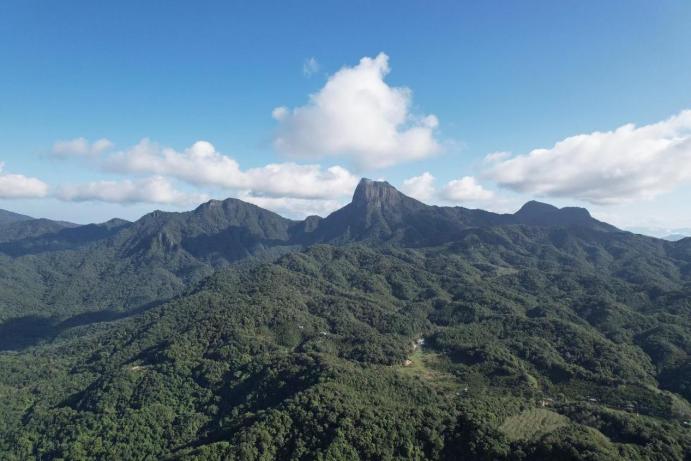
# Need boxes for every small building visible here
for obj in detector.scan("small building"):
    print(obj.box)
[540,398,554,407]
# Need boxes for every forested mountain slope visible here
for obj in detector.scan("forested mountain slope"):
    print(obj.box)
[0,179,690,459]
[0,242,689,459]
[0,179,622,324]
[0,209,33,226]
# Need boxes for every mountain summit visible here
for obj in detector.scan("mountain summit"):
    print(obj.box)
[312,178,428,242]
[514,200,614,230]
[0,179,625,321]
[352,178,419,209]
[0,179,616,253]
[310,179,615,243]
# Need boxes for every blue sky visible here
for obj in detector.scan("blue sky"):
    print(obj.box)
[1,1,690,234]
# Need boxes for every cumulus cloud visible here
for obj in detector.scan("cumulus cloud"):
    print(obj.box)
[273,52,441,169]
[441,176,494,202]
[52,137,113,157]
[401,172,495,205]
[57,176,206,205]
[401,172,436,202]
[106,139,358,199]
[485,110,691,205]
[0,162,49,198]
[303,57,320,77]
[240,194,344,219]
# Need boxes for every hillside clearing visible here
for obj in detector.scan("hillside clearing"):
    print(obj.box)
[499,408,570,441]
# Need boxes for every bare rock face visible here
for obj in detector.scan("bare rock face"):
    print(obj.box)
[352,178,407,210]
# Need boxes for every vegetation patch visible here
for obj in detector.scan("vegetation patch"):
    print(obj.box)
[499,408,571,441]
[397,344,461,394]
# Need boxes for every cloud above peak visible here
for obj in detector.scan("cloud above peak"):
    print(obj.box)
[401,172,496,207]
[401,172,437,202]
[485,110,691,205]
[272,53,441,169]
[442,176,494,202]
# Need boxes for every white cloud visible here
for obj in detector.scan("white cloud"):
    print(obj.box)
[401,172,495,206]
[273,52,441,169]
[303,57,320,77]
[484,151,511,163]
[485,110,691,205]
[0,162,49,198]
[240,194,344,219]
[272,106,288,120]
[401,172,436,202]
[57,176,206,205]
[106,139,358,199]
[52,137,113,157]
[243,164,357,199]
[441,176,494,202]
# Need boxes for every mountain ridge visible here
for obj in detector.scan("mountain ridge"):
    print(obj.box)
[0,178,654,327]
[0,180,690,459]
[0,178,618,238]
[0,208,33,225]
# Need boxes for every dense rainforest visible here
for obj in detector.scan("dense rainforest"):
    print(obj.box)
[0,179,689,460]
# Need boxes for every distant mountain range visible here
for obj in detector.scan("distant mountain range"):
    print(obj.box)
[0,179,689,459]
[0,178,618,249]
[662,233,691,242]
[625,226,691,241]
[0,179,623,321]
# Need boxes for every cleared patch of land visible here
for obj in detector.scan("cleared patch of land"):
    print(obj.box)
[499,408,570,441]
[397,347,460,394]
